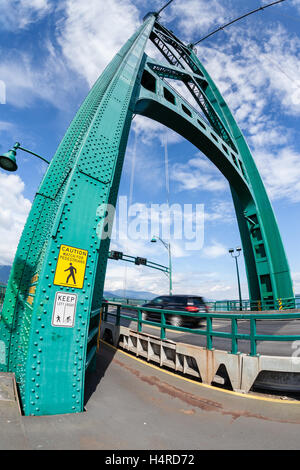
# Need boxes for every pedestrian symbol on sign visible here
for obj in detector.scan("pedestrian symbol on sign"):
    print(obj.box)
[65,263,77,285]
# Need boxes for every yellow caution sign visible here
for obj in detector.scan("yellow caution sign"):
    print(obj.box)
[53,244,88,289]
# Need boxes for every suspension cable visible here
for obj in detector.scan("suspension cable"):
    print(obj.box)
[157,0,175,15]
[193,0,288,46]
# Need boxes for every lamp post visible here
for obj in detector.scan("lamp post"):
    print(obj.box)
[0,142,50,172]
[229,247,242,310]
[151,235,172,295]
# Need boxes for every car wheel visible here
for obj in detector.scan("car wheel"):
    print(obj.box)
[170,315,184,328]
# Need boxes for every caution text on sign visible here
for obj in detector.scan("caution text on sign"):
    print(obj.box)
[53,244,88,289]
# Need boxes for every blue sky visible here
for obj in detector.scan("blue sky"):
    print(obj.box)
[0,0,300,300]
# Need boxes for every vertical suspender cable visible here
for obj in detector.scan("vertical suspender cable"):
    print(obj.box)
[129,129,138,208]
[123,130,138,298]
[164,133,172,294]
[164,133,170,208]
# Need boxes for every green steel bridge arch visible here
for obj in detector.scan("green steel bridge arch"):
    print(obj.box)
[0,13,293,416]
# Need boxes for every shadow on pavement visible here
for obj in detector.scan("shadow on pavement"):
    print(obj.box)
[84,332,118,408]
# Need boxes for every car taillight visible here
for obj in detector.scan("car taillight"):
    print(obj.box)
[185,306,199,312]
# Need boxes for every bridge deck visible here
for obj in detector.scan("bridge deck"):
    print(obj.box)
[1,342,300,450]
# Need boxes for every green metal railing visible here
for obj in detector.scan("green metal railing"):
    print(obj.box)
[104,296,149,306]
[207,297,300,311]
[104,296,300,311]
[102,301,300,357]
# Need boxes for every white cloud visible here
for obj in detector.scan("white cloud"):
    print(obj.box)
[202,240,227,259]
[0,121,14,132]
[171,155,227,193]
[291,272,300,295]
[166,0,227,42]
[56,0,140,87]
[192,20,300,204]
[110,200,197,260]
[0,44,83,109]
[0,0,52,30]
[196,22,300,137]
[104,262,244,300]
[104,263,170,296]
[291,0,300,13]
[132,115,183,146]
[0,172,31,264]
[0,0,138,109]
[204,200,235,224]
[254,147,300,203]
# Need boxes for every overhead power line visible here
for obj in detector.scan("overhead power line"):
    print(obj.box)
[193,0,288,46]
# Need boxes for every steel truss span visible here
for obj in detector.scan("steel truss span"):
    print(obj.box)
[0,14,293,416]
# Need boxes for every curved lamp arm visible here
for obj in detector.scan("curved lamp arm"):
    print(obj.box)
[13,142,50,165]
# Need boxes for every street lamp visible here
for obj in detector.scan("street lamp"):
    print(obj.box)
[151,235,172,295]
[0,142,50,172]
[229,247,242,310]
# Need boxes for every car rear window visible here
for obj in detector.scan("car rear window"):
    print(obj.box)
[188,297,204,306]
[168,296,187,305]
[151,296,169,304]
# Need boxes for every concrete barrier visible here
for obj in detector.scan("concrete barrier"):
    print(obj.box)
[101,321,300,393]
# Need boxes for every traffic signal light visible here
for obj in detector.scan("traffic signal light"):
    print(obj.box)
[135,257,147,265]
[110,250,123,260]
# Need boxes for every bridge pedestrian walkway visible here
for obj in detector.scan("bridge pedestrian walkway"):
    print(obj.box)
[1,342,300,450]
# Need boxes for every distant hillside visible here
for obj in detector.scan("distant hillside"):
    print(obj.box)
[0,266,11,284]
[103,291,120,298]
[104,289,157,300]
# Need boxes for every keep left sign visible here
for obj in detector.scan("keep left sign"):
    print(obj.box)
[52,291,77,328]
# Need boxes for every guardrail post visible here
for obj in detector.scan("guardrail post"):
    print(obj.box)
[231,317,238,354]
[206,316,213,349]
[250,317,257,356]
[137,309,142,333]
[161,312,166,340]
[96,308,103,352]
[116,305,121,326]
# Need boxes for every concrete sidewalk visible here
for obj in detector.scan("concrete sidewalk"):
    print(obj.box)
[1,343,300,450]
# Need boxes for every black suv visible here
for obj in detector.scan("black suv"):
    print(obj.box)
[141,295,209,328]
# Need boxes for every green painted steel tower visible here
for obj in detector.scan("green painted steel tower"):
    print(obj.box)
[0,12,293,415]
